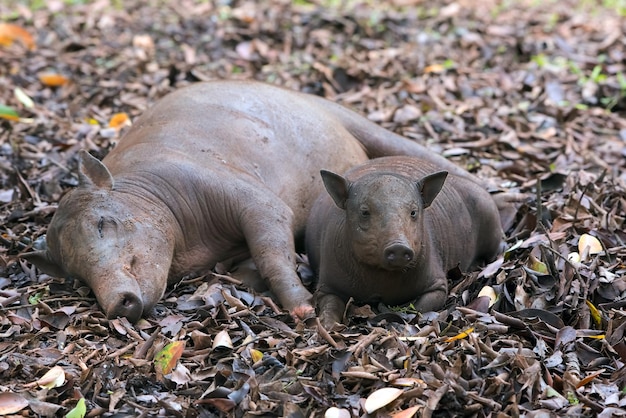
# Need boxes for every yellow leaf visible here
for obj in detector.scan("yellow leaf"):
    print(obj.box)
[36,365,66,389]
[364,387,403,414]
[108,112,131,129]
[585,300,602,327]
[0,104,20,121]
[250,348,263,363]
[444,327,475,343]
[477,286,497,308]
[154,341,185,376]
[0,23,35,50]
[528,254,548,274]
[578,234,603,257]
[38,72,69,87]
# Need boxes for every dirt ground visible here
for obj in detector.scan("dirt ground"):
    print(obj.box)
[1,0,625,416]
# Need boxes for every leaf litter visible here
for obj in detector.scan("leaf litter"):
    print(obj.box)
[1,0,625,416]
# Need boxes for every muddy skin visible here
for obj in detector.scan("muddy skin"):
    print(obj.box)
[23,80,499,323]
[306,156,504,329]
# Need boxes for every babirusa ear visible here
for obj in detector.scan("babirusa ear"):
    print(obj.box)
[418,171,448,208]
[21,250,66,278]
[320,170,350,210]
[78,150,114,189]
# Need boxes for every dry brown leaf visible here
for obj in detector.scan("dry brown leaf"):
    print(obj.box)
[0,392,29,415]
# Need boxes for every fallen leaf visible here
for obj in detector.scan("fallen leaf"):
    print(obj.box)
[444,327,475,343]
[567,252,581,264]
[390,377,426,387]
[324,406,350,418]
[0,23,35,49]
[527,254,549,274]
[0,104,20,121]
[0,392,29,415]
[578,233,603,257]
[109,112,131,129]
[585,300,602,327]
[14,87,34,108]
[391,405,420,418]
[38,73,69,87]
[576,369,605,389]
[65,398,86,418]
[212,329,233,350]
[250,348,263,363]
[477,286,498,307]
[36,365,66,389]
[154,341,185,377]
[364,387,403,414]
[424,63,445,73]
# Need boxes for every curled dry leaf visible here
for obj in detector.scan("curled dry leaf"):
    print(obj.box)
[477,285,497,308]
[364,387,403,414]
[0,392,29,415]
[212,329,233,350]
[36,365,66,389]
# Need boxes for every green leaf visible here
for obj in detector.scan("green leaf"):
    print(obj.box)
[154,341,185,377]
[65,398,86,418]
[0,104,19,121]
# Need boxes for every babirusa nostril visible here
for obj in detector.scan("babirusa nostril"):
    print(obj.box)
[106,292,144,323]
[384,243,414,267]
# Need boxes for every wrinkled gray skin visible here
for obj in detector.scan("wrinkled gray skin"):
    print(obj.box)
[306,156,503,329]
[22,80,489,323]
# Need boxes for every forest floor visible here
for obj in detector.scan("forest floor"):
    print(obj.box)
[1,0,625,417]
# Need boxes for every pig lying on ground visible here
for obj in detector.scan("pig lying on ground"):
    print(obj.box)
[306,156,504,328]
[23,80,499,323]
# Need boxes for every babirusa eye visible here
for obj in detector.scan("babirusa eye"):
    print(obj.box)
[97,217,104,238]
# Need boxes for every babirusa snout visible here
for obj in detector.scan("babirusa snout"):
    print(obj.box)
[383,241,415,268]
[104,291,144,323]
